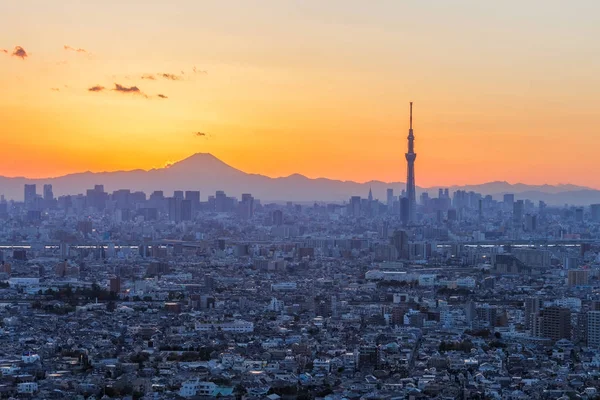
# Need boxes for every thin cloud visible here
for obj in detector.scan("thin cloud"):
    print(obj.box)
[88,85,105,92]
[141,74,156,80]
[88,83,163,99]
[50,88,60,92]
[160,73,182,81]
[113,83,152,98]
[193,66,207,74]
[12,46,28,59]
[64,45,88,53]
[194,132,212,139]
[1,49,7,54]
[114,83,141,93]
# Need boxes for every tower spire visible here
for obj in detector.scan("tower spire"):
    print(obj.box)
[405,101,417,224]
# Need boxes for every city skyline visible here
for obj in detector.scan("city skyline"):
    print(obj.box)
[4,3,600,398]
[3,1,600,188]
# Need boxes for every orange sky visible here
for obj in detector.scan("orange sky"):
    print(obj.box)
[1,1,600,188]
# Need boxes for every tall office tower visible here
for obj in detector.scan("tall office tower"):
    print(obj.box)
[386,189,394,208]
[400,196,409,225]
[240,193,254,219]
[503,193,514,212]
[349,196,361,217]
[43,184,54,203]
[591,204,600,222]
[478,199,483,222]
[215,190,227,212]
[167,197,182,222]
[513,200,524,229]
[391,230,409,260]
[24,184,37,206]
[524,214,537,232]
[405,102,417,223]
[272,209,284,226]
[180,199,192,221]
[185,190,200,214]
[173,190,184,200]
[575,208,584,222]
[588,311,600,348]
[112,189,131,209]
[420,192,429,207]
[149,191,165,209]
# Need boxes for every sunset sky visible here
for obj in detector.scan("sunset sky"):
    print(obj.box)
[2,0,600,188]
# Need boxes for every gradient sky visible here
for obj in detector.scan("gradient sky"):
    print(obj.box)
[1,0,600,188]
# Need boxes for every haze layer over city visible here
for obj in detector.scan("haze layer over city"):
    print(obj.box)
[2,2,600,400]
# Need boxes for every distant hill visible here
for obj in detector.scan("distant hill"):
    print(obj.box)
[0,153,598,205]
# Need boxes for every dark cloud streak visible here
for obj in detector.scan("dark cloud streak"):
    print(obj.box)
[88,85,105,92]
[194,132,212,139]
[88,83,166,99]
[160,73,182,81]
[114,83,141,93]
[12,46,28,59]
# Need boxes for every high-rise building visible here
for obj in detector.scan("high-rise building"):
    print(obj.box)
[167,197,182,222]
[273,209,283,226]
[575,208,584,222]
[525,297,543,329]
[43,184,54,205]
[391,230,409,260]
[475,305,497,328]
[591,204,600,222]
[112,189,131,209]
[400,197,409,225]
[503,193,514,212]
[386,188,394,208]
[181,199,192,221]
[420,192,430,208]
[539,306,571,341]
[568,269,589,287]
[524,214,537,232]
[24,184,37,207]
[588,311,600,348]
[349,196,361,217]
[239,194,254,219]
[185,191,200,214]
[86,185,108,210]
[215,190,228,212]
[405,102,417,223]
[513,200,524,229]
